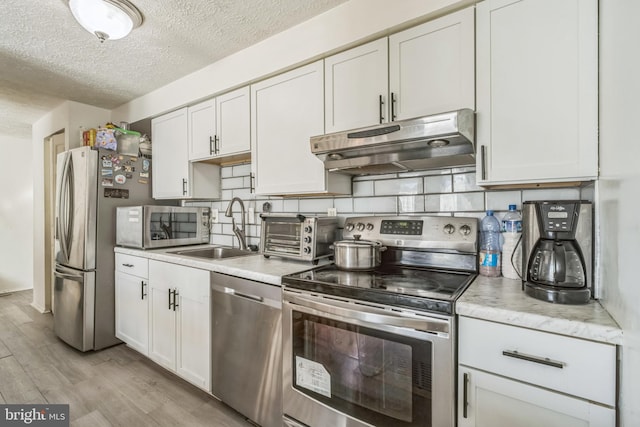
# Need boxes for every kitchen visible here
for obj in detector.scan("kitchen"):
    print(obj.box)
[1,0,638,426]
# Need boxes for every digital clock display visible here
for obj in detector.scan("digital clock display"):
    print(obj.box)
[548,212,568,219]
[380,220,423,235]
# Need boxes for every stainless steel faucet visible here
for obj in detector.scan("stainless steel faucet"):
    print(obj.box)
[225,197,248,250]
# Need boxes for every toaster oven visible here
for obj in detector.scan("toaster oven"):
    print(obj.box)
[260,214,337,263]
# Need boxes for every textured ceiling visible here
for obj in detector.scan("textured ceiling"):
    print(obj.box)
[0,0,348,139]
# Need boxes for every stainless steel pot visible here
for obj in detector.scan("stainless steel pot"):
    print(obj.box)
[331,239,387,271]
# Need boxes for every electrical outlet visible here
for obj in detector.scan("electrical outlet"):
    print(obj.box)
[211,208,219,223]
[248,207,255,223]
[328,208,337,217]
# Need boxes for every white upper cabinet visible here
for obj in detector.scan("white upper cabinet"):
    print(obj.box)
[216,86,251,157]
[251,61,351,195]
[152,108,221,200]
[475,0,598,185]
[324,38,389,133]
[389,6,475,121]
[188,86,251,161]
[152,108,190,199]
[324,7,474,133]
[187,99,216,161]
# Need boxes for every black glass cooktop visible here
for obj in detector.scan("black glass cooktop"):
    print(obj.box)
[282,264,477,315]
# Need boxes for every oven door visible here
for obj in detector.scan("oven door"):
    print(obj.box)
[283,290,455,427]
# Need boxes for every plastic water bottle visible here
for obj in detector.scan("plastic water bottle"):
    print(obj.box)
[501,205,522,280]
[479,210,502,277]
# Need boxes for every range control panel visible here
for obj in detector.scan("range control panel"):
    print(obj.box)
[342,216,477,252]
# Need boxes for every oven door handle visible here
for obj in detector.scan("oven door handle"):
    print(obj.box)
[285,292,450,335]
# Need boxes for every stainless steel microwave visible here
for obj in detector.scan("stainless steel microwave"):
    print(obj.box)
[116,205,211,249]
[260,213,337,263]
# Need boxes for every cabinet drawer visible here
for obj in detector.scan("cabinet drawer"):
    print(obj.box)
[115,254,148,278]
[459,317,616,406]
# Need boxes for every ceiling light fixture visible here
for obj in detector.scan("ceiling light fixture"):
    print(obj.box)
[68,0,143,43]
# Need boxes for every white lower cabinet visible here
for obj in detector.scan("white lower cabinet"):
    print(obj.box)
[115,254,149,356]
[458,367,615,427]
[458,317,616,427]
[148,260,210,392]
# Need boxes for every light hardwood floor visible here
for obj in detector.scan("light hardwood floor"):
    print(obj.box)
[0,290,254,427]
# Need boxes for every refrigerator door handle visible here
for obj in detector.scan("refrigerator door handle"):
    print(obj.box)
[56,152,74,262]
[54,269,84,282]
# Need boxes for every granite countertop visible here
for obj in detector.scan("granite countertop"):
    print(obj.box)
[457,276,623,345]
[114,245,320,286]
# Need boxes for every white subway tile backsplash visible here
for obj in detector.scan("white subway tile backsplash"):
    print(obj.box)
[398,195,425,213]
[426,192,484,212]
[221,167,233,178]
[233,163,251,176]
[486,190,522,211]
[354,197,397,213]
[282,199,298,213]
[375,177,423,195]
[425,175,452,194]
[453,172,481,192]
[353,181,374,197]
[299,198,334,213]
[203,164,588,246]
[522,188,581,201]
[222,176,244,190]
[334,198,354,213]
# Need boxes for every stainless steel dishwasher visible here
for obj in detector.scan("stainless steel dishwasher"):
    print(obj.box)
[210,271,282,427]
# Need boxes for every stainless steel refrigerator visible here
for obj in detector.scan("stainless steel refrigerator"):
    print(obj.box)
[54,146,153,351]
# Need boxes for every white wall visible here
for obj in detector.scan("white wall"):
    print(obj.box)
[598,1,640,425]
[113,0,472,123]
[31,101,111,312]
[0,133,33,293]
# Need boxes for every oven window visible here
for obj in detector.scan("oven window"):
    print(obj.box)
[149,212,198,240]
[291,310,432,427]
[264,220,302,254]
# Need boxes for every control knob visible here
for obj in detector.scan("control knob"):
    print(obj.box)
[366,223,374,231]
[443,224,455,235]
[303,247,311,254]
[345,223,355,232]
[304,225,312,233]
[459,224,472,236]
[356,223,365,231]
[304,236,312,243]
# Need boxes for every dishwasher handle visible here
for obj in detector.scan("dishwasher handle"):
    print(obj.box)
[211,283,279,308]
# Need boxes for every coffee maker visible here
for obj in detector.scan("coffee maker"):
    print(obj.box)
[522,200,592,304]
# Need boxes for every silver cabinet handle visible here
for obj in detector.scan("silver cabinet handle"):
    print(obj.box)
[502,350,565,369]
[141,281,147,300]
[209,136,214,155]
[214,135,220,154]
[173,289,179,311]
[463,372,469,418]
[379,94,385,123]
[390,92,397,121]
[182,179,188,196]
[480,145,487,181]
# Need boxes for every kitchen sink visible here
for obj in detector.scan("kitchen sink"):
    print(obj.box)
[169,246,255,260]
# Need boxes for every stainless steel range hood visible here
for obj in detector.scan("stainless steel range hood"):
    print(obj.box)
[311,109,475,175]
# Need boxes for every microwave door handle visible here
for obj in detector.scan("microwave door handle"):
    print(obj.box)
[286,293,450,335]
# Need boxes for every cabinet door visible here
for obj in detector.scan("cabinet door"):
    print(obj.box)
[252,61,349,195]
[389,7,474,121]
[175,270,211,392]
[325,38,389,132]
[151,108,190,199]
[115,271,149,356]
[148,262,177,371]
[188,99,217,161]
[458,367,615,427]
[216,86,251,156]
[476,0,598,185]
